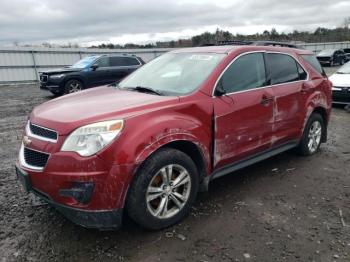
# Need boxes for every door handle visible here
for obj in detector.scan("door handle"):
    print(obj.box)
[260,95,273,106]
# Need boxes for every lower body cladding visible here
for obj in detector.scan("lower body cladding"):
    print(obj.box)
[15,152,135,230]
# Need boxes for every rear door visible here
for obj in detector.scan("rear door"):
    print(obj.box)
[213,52,274,169]
[109,56,141,82]
[265,52,308,146]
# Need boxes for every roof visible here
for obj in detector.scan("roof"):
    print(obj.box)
[171,45,313,55]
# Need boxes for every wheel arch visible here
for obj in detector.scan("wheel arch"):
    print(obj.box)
[63,75,86,88]
[130,138,210,196]
[311,106,328,142]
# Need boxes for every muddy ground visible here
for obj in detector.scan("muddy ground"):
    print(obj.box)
[1,67,350,262]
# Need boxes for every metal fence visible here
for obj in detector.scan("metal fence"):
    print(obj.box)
[0,47,172,84]
[1,42,350,84]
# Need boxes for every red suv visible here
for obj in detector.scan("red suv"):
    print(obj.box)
[16,46,332,230]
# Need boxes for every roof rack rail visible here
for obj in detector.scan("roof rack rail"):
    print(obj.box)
[216,40,302,49]
[217,40,253,46]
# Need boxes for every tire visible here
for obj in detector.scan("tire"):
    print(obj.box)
[340,59,344,66]
[126,148,199,230]
[64,79,83,94]
[297,113,325,156]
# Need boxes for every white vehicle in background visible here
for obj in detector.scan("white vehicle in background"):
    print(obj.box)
[329,62,350,105]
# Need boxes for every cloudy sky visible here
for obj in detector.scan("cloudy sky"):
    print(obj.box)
[0,0,349,46]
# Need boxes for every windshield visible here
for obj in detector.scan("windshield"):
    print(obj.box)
[118,53,225,95]
[337,61,350,74]
[318,49,335,56]
[71,56,99,68]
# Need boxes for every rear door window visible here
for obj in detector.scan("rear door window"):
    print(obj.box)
[266,53,299,85]
[110,57,140,67]
[218,52,266,93]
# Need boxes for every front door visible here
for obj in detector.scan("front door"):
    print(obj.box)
[213,52,274,169]
[87,56,110,87]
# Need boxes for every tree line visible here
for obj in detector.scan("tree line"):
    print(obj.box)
[90,25,350,49]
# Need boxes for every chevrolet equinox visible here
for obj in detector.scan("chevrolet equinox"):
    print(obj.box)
[16,46,332,230]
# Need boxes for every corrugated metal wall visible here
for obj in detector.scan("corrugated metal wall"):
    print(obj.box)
[0,47,171,83]
[1,42,350,84]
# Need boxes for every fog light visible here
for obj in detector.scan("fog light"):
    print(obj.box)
[59,182,94,204]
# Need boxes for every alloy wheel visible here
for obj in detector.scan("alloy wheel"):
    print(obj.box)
[68,81,82,93]
[307,121,322,153]
[146,164,191,219]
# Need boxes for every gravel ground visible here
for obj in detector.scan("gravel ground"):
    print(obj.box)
[1,67,350,262]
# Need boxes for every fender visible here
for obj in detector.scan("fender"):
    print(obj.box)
[99,101,213,174]
[135,132,211,173]
[301,89,330,138]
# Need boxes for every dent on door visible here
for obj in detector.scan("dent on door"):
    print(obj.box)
[213,88,274,170]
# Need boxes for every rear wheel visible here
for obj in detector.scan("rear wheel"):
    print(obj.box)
[64,79,83,94]
[297,113,325,156]
[126,148,199,230]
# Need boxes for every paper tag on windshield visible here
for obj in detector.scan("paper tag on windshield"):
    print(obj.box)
[189,55,213,61]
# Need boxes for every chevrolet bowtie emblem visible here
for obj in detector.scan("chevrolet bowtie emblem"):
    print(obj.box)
[23,136,32,146]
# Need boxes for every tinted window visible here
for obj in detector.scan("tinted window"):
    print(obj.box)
[301,54,324,75]
[297,63,307,80]
[218,53,266,93]
[267,53,299,85]
[110,57,140,66]
[95,57,109,67]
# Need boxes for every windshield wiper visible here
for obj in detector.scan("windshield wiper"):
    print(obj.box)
[125,86,163,96]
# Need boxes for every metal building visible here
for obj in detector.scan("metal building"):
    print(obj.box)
[1,42,350,84]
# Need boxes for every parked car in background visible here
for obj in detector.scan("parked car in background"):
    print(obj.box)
[39,54,145,96]
[343,48,350,62]
[329,61,350,105]
[16,46,331,230]
[316,49,346,67]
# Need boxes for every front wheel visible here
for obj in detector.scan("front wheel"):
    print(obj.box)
[297,113,325,156]
[126,148,199,230]
[64,79,83,94]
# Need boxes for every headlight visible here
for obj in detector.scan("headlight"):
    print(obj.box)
[61,120,124,156]
[50,74,65,79]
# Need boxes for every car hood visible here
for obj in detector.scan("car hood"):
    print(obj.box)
[329,73,350,87]
[39,67,82,74]
[30,86,179,135]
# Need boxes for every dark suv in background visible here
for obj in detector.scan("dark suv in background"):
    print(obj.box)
[39,54,145,95]
[316,49,346,67]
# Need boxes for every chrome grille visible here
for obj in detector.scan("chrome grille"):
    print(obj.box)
[28,122,58,142]
[23,147,49,168]
[40,74,48,83]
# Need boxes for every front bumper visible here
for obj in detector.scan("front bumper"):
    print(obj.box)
[39,77,64,92]
[332,89,350,104]
[15,163,124,230]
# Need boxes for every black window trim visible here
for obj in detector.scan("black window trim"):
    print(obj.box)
[212,51,309,97]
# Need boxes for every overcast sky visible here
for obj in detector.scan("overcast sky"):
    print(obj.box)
[0,0,349,46]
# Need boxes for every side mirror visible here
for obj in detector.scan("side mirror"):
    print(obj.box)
[91,64,99,71]
[214,81,226,96]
